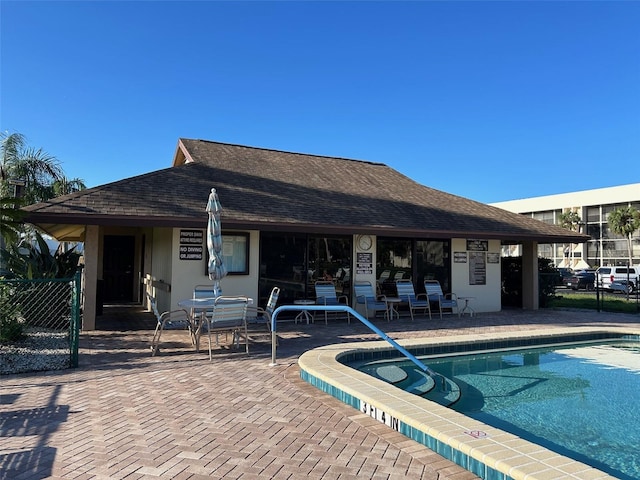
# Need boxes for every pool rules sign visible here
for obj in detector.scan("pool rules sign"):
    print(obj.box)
[179,229,204,260]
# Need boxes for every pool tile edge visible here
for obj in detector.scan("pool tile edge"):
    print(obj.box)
[298,327,635,480]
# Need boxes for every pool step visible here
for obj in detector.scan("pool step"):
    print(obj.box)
[366,365,436,395]
[422,374,461,406]
[360,362,462,407]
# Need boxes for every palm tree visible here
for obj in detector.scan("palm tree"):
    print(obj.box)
[557,211,582,268]
[1,132,64,204]
[608,206,640,266]
[51,176,86,197]
[1,132,86,264]
[0,196,25,245]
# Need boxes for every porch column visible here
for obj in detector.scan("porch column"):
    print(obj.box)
[83,225,100,330]
[522,241,539,310]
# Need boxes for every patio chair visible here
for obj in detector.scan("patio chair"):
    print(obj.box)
[148,292,194,357]
[354,281,389,321]
[393,270,406,281]
[424,280,459,318]
[246,286,279,343]
[377,270,391,284]
[314,280,350,324]
[192,284,223,342]
[198,296,250,361]
[395,279,431,321]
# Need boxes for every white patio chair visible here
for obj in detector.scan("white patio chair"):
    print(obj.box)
[246,286,279,343]
[395,279,431,321]
[148,292,194,357]
[314,280,350,324]
[424,280,459,318]
[354,281,389,321]
[198,296,250,361]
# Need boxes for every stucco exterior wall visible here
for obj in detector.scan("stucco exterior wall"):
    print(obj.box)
[451,238,502,313]
[149,228,173,313]
[352,234,376,316]
[490,183,640,212]
[168,229,260,311]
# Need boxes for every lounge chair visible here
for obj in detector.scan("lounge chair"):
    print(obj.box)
[148,292,194,356]
[395,279,431,321]
[314,280,350,324]
[354,281,389,321]
[424,280,459,318]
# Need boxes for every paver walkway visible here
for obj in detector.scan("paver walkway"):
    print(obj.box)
[2,307,639,479]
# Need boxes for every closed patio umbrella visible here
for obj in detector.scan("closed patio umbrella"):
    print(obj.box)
[207,188,227,296]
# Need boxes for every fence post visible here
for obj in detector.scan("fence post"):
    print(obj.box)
[69,270,82,367]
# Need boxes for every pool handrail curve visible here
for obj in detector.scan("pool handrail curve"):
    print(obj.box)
[269,304,431,374]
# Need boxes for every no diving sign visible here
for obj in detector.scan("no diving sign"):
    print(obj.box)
[464,430,489,439]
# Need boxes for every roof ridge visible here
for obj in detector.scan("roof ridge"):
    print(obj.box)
[180,138,387,167]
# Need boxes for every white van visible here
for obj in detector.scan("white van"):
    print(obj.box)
[595,266,640,293]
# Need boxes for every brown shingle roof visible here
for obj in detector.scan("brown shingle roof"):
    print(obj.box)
[24,138,589,243]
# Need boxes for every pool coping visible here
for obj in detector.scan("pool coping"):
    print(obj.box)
[298,326,640,480]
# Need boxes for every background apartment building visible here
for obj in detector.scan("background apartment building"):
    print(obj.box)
[492,183,640,269]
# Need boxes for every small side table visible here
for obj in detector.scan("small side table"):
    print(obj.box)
[385,297,401,321]
[294,299,315,324]
[458,297,476,317]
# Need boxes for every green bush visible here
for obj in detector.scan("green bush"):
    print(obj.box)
[0,315,25,343]
[0,231,80,279]
[0,285,24,342]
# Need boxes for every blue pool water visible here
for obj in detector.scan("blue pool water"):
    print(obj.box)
[356,340,640,480]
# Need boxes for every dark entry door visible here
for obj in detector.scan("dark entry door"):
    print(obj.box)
[103,235,135,302]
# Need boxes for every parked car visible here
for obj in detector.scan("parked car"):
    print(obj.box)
[609,280,634,295]
[565,272,595,290]
[595,266,639,292]
[557,268,574,287]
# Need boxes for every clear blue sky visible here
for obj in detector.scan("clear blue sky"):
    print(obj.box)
[2,1,639,203]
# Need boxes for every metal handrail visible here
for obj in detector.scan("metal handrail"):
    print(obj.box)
[269,304,429,372]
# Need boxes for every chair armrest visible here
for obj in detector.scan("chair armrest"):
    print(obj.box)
[416,293,428,301]
[160,309,190,321]
[446,293,458,300]
[338,295,349,303]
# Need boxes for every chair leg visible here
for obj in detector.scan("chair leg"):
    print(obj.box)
[150,324,162,356]
[206,321,213,361]
[243,323,249,354]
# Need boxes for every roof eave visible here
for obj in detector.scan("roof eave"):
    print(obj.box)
[25,210,592,245]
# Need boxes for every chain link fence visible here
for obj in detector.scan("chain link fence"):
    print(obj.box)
[0,271,81,374]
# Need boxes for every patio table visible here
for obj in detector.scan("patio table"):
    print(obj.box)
[177,297,254,344]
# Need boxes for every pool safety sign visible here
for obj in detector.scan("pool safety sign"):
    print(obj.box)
[179,229,204,260]
[360,400,400,432]
[464,430,489,439]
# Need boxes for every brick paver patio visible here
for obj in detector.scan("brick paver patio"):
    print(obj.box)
[2,307,639,479]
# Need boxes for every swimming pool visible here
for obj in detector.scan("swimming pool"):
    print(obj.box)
[356,340,640,479]
[298,327,640,480]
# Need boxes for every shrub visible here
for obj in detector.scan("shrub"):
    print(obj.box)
[0,231,80,279]
[0,285,24,342]
[0,315,25,343]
